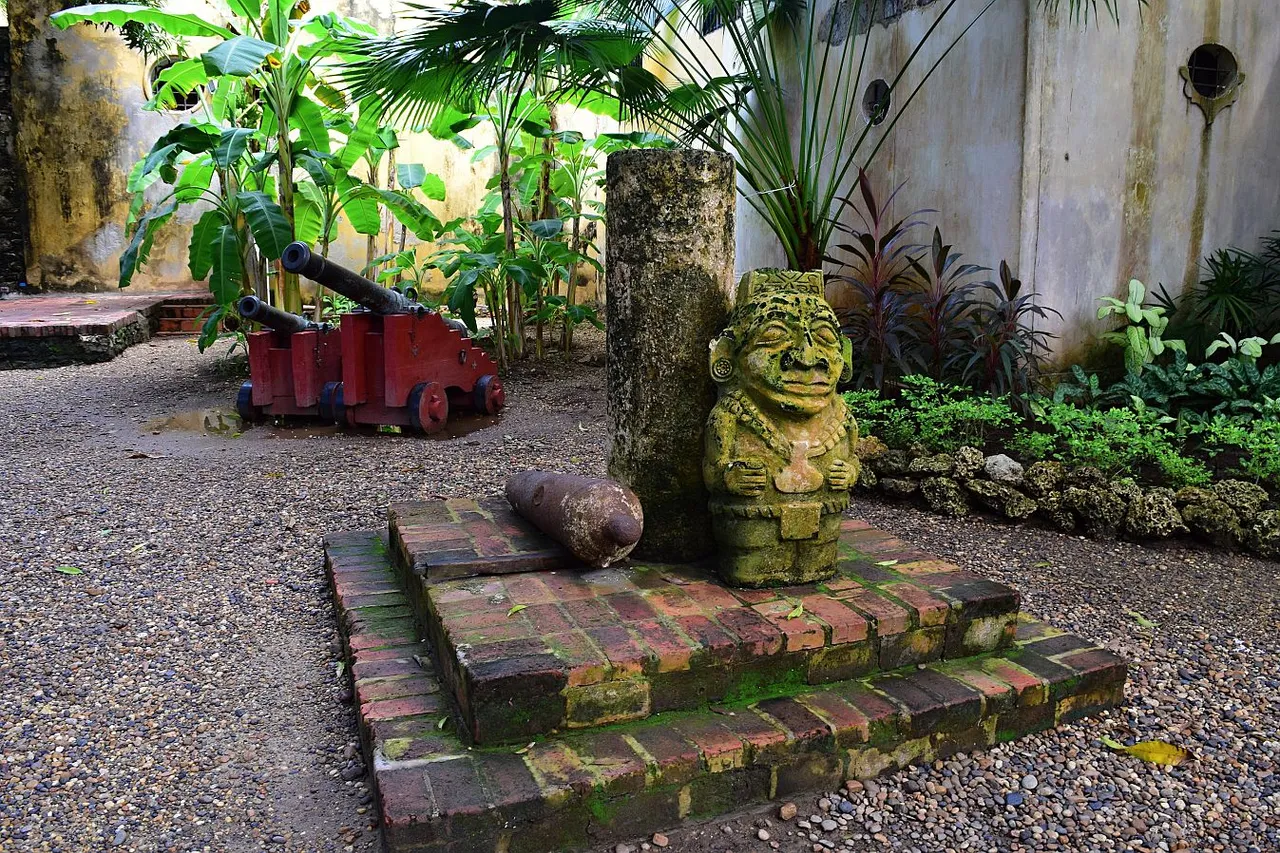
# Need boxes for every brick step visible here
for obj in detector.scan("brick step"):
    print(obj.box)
[156,317,205,334]
[157,304,211,319]
[388,500,1021,745]
[324,530,1127,853]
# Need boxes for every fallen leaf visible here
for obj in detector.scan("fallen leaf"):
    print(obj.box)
[55,565,83,575]
[128,544,145,554]
[507,605,528,617]
[264,471,283,479]
[874,559,899,567]
[335,661,346,679]
[514,742,535,754]
[1100,737,1192,766]
[436,716,451,731]
[1125,609,1159,629]
[1033,561,1053,568]
[661,574,691,585]
[787,602,804,619]
[128,452,154,459]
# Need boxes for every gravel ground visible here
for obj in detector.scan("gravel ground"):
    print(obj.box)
[1,335,1277,853]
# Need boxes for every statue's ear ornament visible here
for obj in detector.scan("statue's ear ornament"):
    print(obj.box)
[840,336,853,383]
[709,335,735,384]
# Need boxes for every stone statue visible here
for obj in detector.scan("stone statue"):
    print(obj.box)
[703,270,860,587]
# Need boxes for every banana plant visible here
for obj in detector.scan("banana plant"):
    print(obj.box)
[51,1,386,317]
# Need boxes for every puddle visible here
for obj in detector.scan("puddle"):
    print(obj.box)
[145,409,243,435]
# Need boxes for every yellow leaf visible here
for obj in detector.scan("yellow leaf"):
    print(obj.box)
[786,602,804,619]
[514,741,535,754]
[874,559,898,567]
[507,605,527,617]
[1101,737,1192,766]
[264,471,283,479]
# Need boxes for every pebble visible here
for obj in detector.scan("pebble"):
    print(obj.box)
[820,819,837,832]
[651,833,668,848]
[756,829,770,841]
[1021,774,1038,790]
[778,802,797,821]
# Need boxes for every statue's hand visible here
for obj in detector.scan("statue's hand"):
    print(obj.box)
[724,458,769,497]
[827,459,854,490]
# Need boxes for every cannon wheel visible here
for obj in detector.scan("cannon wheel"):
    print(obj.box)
[473,374,505,415]
[319,381,346,426]
[236,381,263,423]
[408,381,448,434]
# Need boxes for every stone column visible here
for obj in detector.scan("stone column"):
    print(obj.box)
[605,150,735,562]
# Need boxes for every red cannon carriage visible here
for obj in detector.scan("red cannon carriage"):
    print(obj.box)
[235,243,504,434]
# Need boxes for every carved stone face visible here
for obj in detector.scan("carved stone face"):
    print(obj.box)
[736,294,844,416]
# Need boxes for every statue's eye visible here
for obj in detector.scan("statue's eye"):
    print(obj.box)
[756,323,789,344]
[813,324,840,345]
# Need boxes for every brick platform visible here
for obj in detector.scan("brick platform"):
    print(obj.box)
[0,291,200,368]
[397,500,1020,744]
[325,515,1127,853]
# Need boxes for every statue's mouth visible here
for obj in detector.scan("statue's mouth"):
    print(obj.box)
[781,376,832,395]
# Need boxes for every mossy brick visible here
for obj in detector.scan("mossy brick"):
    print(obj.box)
[463,653,567,743]
[715,607,784,658]
[718,709,791,763]
[996,699,1056,740]
[669,718,748,773]
[1014,619,1064,642]
[755,697,834,750]
[1009,649,1081,700]
[675,615,740,667]
[540,572,598,601]
[837,588,911,637]
[377,729,455,763]
[357,674,440,705]
[798,595,871,644]
[879,626,945,670]
[520,602,574,635]
[686,766,772,818]
[350,624,420,651]
[454,621,537,646]
[523,741,597,799]
[633,620,698,673]
[565,679,651,727]
[936,580,1021,618]
[909,670,983,731]
[649,666,731,713]
[342,591,408,610]
[752,601,826,651]
[424,757,499,835]
[866,675,951,737]
[795,692,871,747]
[544,630,610,687]
[730,587,779,605]
[826,683,909,745]
[389,500,451,525]
[943,664,1018,715]
[934,719,997,757]
[1057,648,1128,693]
[879,583,951,628]
[945,613,1017,658]
[362,694,443,722]
[564,596,621,629]
[835,560,898,583]
[352,657,423,682]
[503,574,557,605]
[376,766,437,847]
[1025,633,1096,659]
[586,625,656,678]
[474,752,554,826]
[566,731,648,795]
[645,586,705,619]
[626,726,701,786]
[772,752,843,798]
[359,643,431,663]
[844,735,934,780]
[980,658,1050,707]
[605,591,659,622]
[806,641,875,684]
[345,605,414,632]
[681,581,742,611]
[1056,682,1126,724]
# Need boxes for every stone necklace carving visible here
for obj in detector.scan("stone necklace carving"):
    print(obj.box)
[722,390,850,494]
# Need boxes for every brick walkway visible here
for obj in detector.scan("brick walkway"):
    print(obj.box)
[0,292,174,338]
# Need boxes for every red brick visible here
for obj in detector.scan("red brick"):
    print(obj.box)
[720,709,789,763]
[752,600,825,652]
[882,582,952,628]
[362,693,443,722]
[566,731,647,794]
[981,659,1049,706]
[717,607,784,658]
[606,591,659,622]
[521,602,574,635]
[586,625,655,678]
[670,718,747,771]
[644,587,704,619]
[540,572,597,601]
[755,697,833,746]
[633,620,697,673]
[681,581,742,612]
[524,742,596,796]
[352,658,422,681]
[675,614,740,666]
[357,674,439,704]
[564,596,621,629]
[838,588,911,636]
[544,630,609,686]
[800,595,871,644]
[796,692,871,745]
[626,726,700,785]
[502,574,556,605]
[377,766,435,831]
[358,643,429,662]
[732,587,780,605]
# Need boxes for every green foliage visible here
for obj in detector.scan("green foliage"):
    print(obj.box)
[1196,416,1280,487]
[1020,399,1210,486]
[1097,278,1184,375]
[895,376,1019,453]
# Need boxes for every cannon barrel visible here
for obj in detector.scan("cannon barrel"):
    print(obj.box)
[281,242,419,315]
[236,295,323,333]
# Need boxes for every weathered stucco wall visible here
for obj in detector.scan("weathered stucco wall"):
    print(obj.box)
[1023,0,1280,359]
[0,26,30,287]
[734,0,1280,362]
[9,0,611,300]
